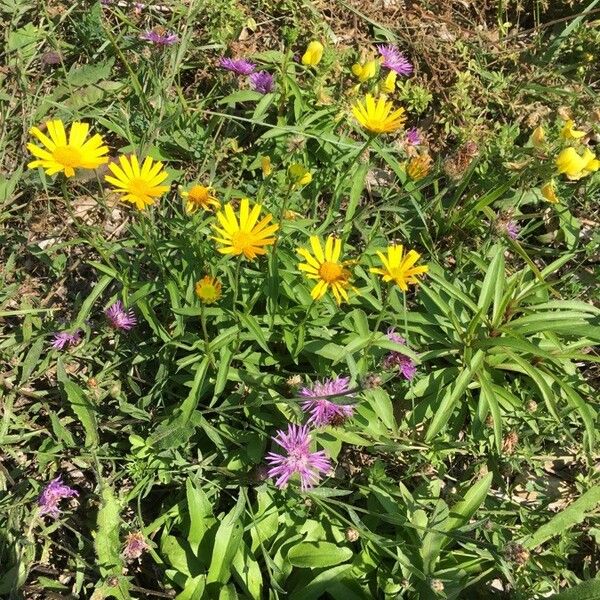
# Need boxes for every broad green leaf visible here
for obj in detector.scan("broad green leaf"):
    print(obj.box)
[477,244,504,317]
[287,542,353,568]
[548,579,600,599]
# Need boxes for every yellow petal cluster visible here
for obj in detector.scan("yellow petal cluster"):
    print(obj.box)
[560,120,585,140]
[351,94,406,135]
[370,244,428,291]
[555,147,599,180]
[352,60,377,82]
[195,276,222,304]
[181,184,219,214]
[288,163,312,187]
[540,181,559,204]
[407,153,433,181]
[379,71,397,94]
[301,41,324,66]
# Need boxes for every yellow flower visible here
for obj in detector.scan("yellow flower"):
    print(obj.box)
[531,126,545,147]
[181,184,219,214]
[555,147,599,180]
[195,276,222,304]
[370,244,428,291]
[380,70,397,94]
[351,60,377,82]
[212,198,278,260]
[288,163,312,187]
[297,235,351,304]
[27,119,109,178]
[105,155,169,210]
[540,181,559,204]
[301,41,324,66]
[560,120,585,140]
[407,152,433,181]
[352,94,406,135]
[261,156,272,177]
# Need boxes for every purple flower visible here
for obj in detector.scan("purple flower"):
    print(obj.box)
[299,377,354,426]
[383,328,417,380]
[140,29,179,46]
[406,127,421,146]
[123,532,149,561]
[377,44,413,76]
[266,424,331,491]
[249,71,275,94]
[505,220,520,240]
[219,57,256,75]
[39,476,78,518]
[51,330,82,350]
[105,301,137,331]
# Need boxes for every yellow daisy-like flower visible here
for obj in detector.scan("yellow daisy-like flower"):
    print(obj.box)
[195,276,222,304]
[540,181,559,204]
[27,119,109,178]
[301,41,324,66]
[370,244,428,291]
[531,125,545,147]
[351,94,406,135]
[555,147,599,180]
[351,60,377,82]
[560,120,585,140]
[212,198,278,260]
[380,70,397,94]
[288,163,313,187]
[105,155,169,210]
[297,235,351,304]
[261,156,272,177]
[181,184,219,214]
[407,152,433,181]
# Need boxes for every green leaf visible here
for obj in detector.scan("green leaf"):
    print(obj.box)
[547,579,600,600]
[523,486,600,550]
[73,274,112,329]
[477,244,505,318]
[287,542,353,568]
[238,313,272,355]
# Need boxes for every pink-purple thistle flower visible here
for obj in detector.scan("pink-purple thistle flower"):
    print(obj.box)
[504,220,520,240]
[105,301,137,331]
[299,377,354,426]
[38,476,78,518]
[384,328,417,380]
[219,57,256,75]
[123,531,149,561]
[377,44,413,76]
[249,71,275,94]
[266,424,331,492]
[51,330,82,350]
[140,29,179,46]
[406,127,421,146]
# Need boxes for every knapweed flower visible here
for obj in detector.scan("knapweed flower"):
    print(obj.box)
[407,152,432,181]
[140,28,178,46]
[180,184,219,214]
[301,41,324,66]
[105,301,137,331]
[405,127,421,146]
[288,163,312,187]
[105,155,169,210]
[266,424,331,491]
[27,119,109,178]
[195,276,222,304]
[377,44,413,76]
[380,70,397,94]
[249,71,275,93]
[39,476,78,518]
[384,328,416,380]
[219,57,256,75]
[560,119,585,140]
[261,155,272,177]
[352,94,406,135]
[51,330,82,350]
[212,198,278,260]
[352,59,377,82]
[555,147,599,180]
[123,532,149,561]
[300,377,354,426]
[297,235,352,304]
[540,180,559,204]
[504,220,520,240]
[370,244,428,291]
[531,125,545,147]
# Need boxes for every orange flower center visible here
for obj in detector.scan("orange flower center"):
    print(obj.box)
[53,145,82,167]
[188,185,210,204]
[128,177,153,198]
[232,230,254,252]
[319,261,343,283]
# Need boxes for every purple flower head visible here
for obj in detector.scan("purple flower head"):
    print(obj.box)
[249,71,275,94]
[140,29,179,46]
[39,476,78,518]
[299,377,354,426]
[377,44,413,76]
[406,127,421,146]
[504,220,520,240]
[105,301,137,331]
[383,328,417,380]
[219,57,256,75]
[123,531,149,561]
[51,330,82,350]
[266,424,331,492]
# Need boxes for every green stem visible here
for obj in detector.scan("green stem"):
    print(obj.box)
[199,302,213,365]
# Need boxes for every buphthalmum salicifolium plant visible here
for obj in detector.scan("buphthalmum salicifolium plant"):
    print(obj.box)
[5,13,599,599]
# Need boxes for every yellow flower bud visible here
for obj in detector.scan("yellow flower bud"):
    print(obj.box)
[261,155,272,177]
[540,181,559,204]
[288,163,312,187]
[380,70,397,94]
[407,153,433,181]
[560,119,585,140]
[301,41,324,66]
[352,60,377,82]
